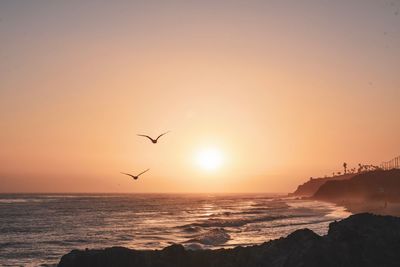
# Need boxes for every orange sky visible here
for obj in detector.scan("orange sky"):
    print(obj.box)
[0,1,399,193]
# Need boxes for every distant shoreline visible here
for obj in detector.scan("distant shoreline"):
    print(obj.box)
[308,170,400,217]
[332,199,400,217]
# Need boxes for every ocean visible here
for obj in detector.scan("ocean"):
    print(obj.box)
[0,193,351,266]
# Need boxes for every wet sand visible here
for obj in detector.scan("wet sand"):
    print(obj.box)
[340,200,400,217]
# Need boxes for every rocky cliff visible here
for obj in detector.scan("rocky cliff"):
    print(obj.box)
[313,169,400,202]
[290,173,354,197]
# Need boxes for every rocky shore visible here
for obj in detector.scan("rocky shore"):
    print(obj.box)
[58,213,400,267]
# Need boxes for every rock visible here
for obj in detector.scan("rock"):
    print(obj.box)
[58,213,400,267]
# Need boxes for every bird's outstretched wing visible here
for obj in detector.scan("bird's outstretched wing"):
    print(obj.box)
[156,131,170,141]
[137,169,150,176]
[120,172,134,178]
[137,134,156,142]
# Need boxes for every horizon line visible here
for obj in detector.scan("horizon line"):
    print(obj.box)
[0,191,289,195]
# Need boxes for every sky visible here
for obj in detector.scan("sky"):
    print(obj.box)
[0,0,399,193]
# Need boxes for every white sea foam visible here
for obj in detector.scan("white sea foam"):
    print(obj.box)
[0,198,29,203]
[185,228,231,246]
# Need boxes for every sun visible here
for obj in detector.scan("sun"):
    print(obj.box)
[195,147,224,171]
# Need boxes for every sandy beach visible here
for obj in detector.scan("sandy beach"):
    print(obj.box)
[341,200,400,217]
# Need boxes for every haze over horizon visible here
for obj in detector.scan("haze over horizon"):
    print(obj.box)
[1,0,399,193]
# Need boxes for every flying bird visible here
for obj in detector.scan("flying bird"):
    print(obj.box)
[137,131,170,144]
[120,169,150,180]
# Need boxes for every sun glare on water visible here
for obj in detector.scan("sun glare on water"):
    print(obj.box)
[195,147,224,171]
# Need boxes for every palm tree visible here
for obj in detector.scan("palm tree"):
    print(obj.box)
[343,162,347,174]
[358,163,363,173]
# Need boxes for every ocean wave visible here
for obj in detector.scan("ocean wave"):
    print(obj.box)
[0,198,50,204]
[181,226,202,233]
[0,199,30,204]
[266,218,335,229]
[37,239,89,246]
[0,241,26,248]
[184,242,204,250]
[251,202,290,208]
[238,207,287,215]
[185,228,230,246]
[188,214,309,228]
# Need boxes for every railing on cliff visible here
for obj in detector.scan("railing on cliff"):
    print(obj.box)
[381,155,400,170]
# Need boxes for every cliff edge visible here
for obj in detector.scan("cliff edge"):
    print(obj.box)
[290,173,354,197]
[313,169,400,202]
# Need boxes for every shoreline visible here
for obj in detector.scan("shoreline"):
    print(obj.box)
[335,200,400,217]
[309,197,400,218]
[57,213,400,267]
[300,170,400,217]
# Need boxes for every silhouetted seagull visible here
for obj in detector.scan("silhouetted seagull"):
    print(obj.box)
[137,131,170,144]
[120,169,150,180]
